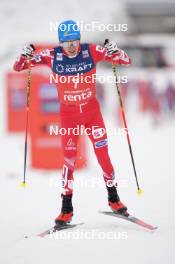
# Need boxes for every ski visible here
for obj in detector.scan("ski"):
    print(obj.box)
[37,222,84,238]
[100,211,157,231]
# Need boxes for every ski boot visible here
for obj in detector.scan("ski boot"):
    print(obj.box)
[107,186,129,216]
[55,194,73,226]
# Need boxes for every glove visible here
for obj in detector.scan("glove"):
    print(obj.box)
[22,44,35,58]
[104,39,119,55]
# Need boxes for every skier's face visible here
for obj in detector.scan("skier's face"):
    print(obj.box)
[61,40,80,57]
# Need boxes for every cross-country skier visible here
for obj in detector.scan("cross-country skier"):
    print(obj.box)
[13,20,131,226]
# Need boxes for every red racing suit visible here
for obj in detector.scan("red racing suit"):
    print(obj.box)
[14,43,131,195]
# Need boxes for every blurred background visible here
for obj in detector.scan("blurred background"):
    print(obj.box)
[1,0,175,263]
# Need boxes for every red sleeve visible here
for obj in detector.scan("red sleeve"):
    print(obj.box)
[105,49,131,65]
[13,49,54,72]
[89,44,106,63]
[89,44,131,66]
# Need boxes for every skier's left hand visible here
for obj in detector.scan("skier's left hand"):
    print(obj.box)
[104,40,119,55]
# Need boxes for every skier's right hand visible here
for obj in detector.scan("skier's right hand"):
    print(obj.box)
[22,44,35,58]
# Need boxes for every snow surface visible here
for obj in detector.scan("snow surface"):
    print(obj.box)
[1,1,175,263]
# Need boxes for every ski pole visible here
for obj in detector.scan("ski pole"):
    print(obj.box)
[104,39,142,194]
[112,63,143,195]
[20,61,31,188]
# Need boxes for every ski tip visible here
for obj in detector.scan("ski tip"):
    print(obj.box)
[137,188,143,196]
[99,211,113,215]
[37,222,85,237]
[20,181,27,188]
[151,226,158,230]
